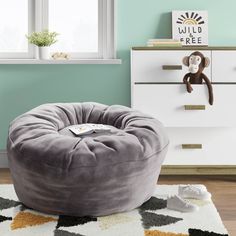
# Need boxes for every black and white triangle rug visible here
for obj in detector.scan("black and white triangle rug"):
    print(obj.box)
[0,184,228,236]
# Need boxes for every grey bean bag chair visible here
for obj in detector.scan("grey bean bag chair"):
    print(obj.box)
[7,102,169,216]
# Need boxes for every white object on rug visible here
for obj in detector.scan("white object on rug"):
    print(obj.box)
[179,184,212,200]
[0,184,228,236]
[167,195,199,212]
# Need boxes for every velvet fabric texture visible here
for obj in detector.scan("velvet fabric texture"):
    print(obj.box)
[7,102,169,216]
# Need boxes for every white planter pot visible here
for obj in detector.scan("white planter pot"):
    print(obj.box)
[38,46,50,60]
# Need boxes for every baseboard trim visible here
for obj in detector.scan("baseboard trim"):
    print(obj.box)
[161,165,236,175]
[0,150,8,168]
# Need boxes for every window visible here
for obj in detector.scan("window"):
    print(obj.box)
[0,0,115,60]
[49,0,99,57]
[0,0,34,58]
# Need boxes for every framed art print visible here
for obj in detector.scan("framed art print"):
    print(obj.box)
[172,11,208,46]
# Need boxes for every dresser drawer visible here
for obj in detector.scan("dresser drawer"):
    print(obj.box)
[164,128,236,165]
[212,51,236,83]
[132,84,236,127]
[131,50,211,83]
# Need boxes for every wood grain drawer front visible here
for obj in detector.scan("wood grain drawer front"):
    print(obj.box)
[132,84,236,127]
[131,50,211,83]
[212,51,236,82]
[164,128,236,165]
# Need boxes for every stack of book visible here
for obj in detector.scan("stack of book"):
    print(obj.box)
[147,39,182,47]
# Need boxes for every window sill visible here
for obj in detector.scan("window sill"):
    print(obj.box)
[0,59,122,65]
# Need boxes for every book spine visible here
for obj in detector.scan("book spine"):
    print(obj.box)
[148,39,179,42]
[147,44,182,47]
[147,42,182,45]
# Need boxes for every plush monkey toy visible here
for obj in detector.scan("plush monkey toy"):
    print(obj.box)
[182,51,213,105]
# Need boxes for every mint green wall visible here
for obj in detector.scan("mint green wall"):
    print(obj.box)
[0,0,235,149]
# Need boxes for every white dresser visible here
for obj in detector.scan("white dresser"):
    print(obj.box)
[131,47,236,172]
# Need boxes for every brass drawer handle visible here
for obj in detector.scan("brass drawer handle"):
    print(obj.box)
[184,105,206,110]
[162,65,182,70]
[182,144,202,149]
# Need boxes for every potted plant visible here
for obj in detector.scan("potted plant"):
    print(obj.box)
[26,30,58,60]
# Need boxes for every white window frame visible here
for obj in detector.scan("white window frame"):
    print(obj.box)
[0,0,116,61]
[0,0,35,59]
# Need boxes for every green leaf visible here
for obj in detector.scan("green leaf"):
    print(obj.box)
[26,29,59,47]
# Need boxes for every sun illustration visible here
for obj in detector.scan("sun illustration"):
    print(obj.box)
[176,12,205,25]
